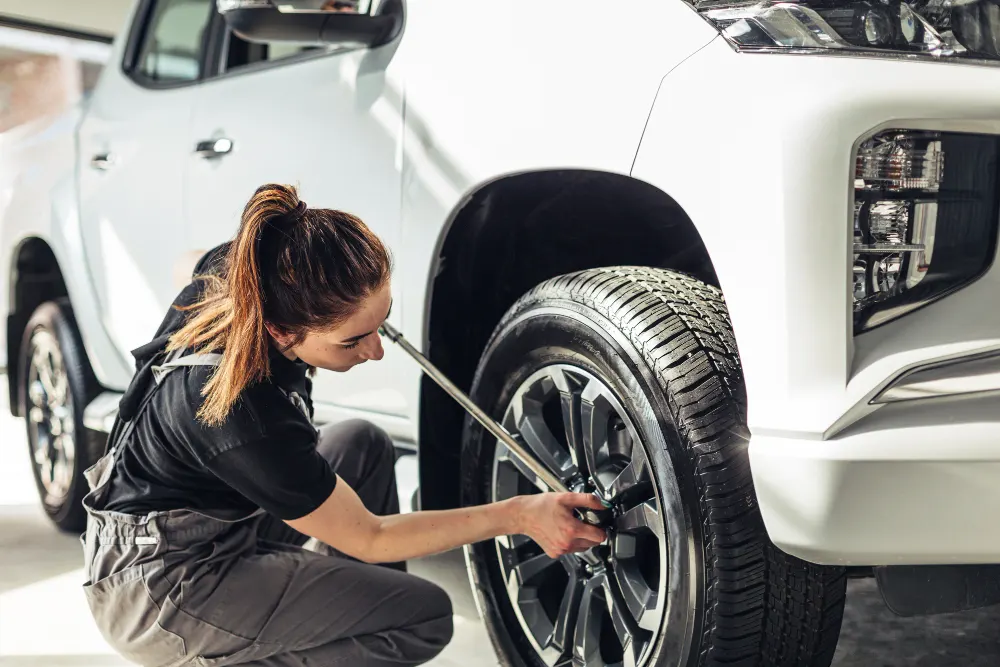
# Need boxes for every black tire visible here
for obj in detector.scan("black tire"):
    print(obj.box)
[460,267,846,667]
[18,299,104,533]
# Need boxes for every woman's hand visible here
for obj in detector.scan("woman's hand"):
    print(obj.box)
[514,492,609,558]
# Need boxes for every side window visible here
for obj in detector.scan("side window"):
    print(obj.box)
[135,0,214,84]
[223,31,319,73]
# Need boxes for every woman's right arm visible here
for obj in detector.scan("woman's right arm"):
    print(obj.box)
[286,475,609,563]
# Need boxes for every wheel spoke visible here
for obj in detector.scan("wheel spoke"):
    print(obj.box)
[496,532,532,551]
[611,560,662,632]
[517,400,576,483]
[606,449,650,503]
[547,368,588,475]
[600,572,645,667]
[497,442,551,493]
[580,381,612,494]
[34,446,50,470]
[60,433,75,462]
[28,406,45,424]
[51,456,71,497]
[33,350,59,400]
[616,499,663,540]
[558,386,585,474]
[498,545,565,665]
[28,381,47,409]
[571,575,605,667]
[506,552,560,592]
[544,569,584,664]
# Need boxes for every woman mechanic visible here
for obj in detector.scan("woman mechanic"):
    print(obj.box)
[80,183,608,667]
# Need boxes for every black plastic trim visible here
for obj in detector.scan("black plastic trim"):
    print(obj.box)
[202,11,345,82]
[0,15,113,44]
[876,564,1000,616]
[220,0,403,48]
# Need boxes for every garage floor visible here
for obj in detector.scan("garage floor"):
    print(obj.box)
[3,377,1000,666]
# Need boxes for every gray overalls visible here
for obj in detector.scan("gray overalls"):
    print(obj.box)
[80,351,453,666]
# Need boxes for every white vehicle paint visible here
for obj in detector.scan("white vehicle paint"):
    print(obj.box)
[2,0,1000,584]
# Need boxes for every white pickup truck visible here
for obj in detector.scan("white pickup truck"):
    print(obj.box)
[4,1,1000,665]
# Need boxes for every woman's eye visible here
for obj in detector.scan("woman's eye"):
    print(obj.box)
[343,341,361,350]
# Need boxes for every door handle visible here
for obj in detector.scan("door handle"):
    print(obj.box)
[90,153,115,170]
[195,138,233,159]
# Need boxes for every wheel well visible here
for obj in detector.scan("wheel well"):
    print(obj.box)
[418,169,718,510]
[7,238,68,417]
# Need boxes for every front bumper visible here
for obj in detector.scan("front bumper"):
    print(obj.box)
[750,389,1000,566]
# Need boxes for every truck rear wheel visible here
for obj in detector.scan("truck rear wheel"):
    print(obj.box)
[18,299,103,533]
[460,267,846,667]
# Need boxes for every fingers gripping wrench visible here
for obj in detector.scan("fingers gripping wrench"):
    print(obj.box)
[379,322,610,527]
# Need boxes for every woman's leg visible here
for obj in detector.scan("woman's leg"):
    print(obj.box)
[173,547,453,667]
[257,420,405,568]
[252,553,452,667]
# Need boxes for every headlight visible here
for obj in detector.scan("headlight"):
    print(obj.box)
[853,130,1000,333]
[689,0,1000,62]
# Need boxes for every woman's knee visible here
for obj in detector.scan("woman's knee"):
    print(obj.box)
[319,419,393,460]
[361,420,395,463]
[411,581,454,660]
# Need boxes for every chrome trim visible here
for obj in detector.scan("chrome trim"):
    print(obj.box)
[872,351,1000,404]
[854,243,925,253]
[720,39,1000,69]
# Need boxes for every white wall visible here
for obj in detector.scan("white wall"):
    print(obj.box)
[0,0,134,37]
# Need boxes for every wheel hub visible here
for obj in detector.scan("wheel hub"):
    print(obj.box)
[491,365,667,667]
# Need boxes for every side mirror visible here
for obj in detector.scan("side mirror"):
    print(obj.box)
[217,0,403,47]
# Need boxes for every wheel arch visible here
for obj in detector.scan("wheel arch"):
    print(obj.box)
[7,237,69,417]
[417,169,722,510]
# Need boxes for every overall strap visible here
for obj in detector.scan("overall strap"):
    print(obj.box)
[108,350,223,459]
[151,349,224,384]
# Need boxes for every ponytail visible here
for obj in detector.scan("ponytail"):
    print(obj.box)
[168,183,390,426]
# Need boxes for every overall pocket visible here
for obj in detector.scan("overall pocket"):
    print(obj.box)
[159,596,277,666]
[82,566,187,667]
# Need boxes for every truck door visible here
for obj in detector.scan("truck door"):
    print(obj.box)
[185,19,410,426]
[77,0,215,356]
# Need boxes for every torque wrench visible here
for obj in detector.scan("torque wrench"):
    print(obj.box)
[379,321,610,527]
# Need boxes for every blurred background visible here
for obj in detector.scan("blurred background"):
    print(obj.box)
[0,2,123,135]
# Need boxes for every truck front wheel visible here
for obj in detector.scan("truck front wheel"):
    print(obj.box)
[461,267,846,667]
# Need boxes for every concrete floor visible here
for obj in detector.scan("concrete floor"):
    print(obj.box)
[3,377,1000,666]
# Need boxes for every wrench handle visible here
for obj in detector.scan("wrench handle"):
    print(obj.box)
[379,322,570,495]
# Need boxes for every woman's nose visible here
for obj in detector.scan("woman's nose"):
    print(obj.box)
[362,335,384,361]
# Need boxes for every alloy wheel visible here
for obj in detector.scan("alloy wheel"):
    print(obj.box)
[491,365,667,667]
[26,329,76,505]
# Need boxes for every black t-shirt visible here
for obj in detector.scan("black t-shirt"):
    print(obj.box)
[102,244,337,521]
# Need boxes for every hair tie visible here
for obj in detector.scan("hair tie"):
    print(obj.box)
[273,200,308,227]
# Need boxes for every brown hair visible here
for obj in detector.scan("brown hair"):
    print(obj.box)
[169,183,391,425]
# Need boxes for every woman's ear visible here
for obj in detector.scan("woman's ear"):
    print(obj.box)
[265,322,294,348]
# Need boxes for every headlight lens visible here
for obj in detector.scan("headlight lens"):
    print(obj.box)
[853,130,1000,333]
[689,0,1000,62]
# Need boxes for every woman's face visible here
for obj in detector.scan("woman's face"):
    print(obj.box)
[269,282,393,373]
